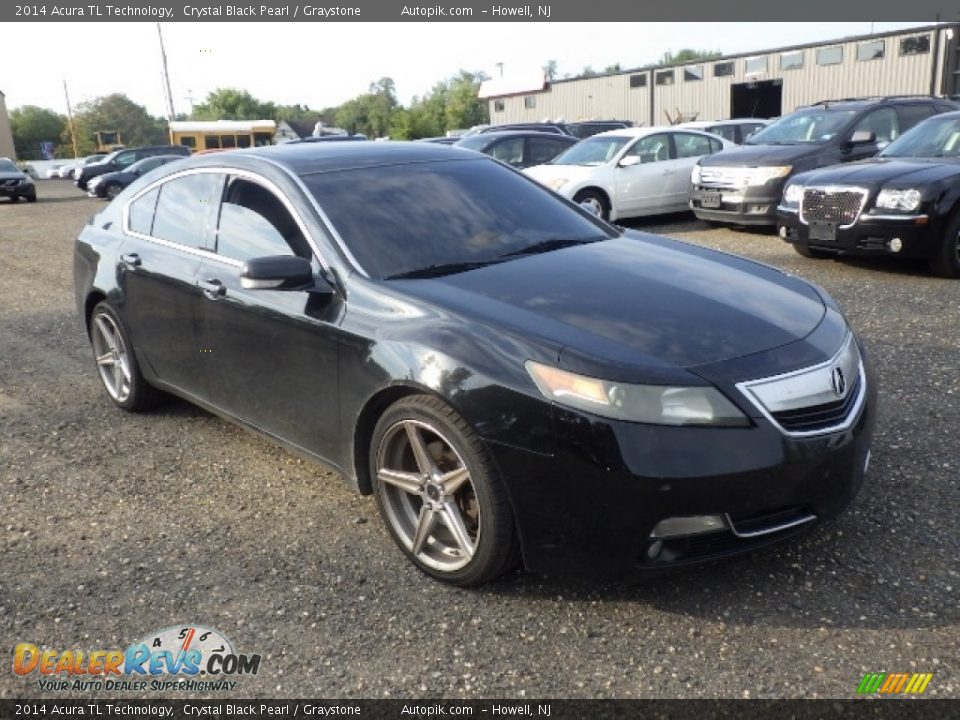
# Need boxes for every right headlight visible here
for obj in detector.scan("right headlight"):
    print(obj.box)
[875,188,922,212]
[691,164,702,184]
[525,361,749,427]
[783,183,803,205]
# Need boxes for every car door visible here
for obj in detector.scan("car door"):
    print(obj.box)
[613,133,675,215]
[118,171,220,398]
[669,132,722,209]
[194,173,344,459]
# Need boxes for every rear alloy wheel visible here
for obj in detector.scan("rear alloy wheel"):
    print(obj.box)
[105,183,122,200]
[371,395,519,586]
[929,213,960,279]
[89,302,159,411]
[573,189,610,221]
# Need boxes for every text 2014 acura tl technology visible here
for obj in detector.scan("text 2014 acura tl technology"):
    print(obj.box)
[74,143,876,586]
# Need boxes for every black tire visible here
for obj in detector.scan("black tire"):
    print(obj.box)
[573,188,611,221]
[929,212,960,279]
[9,196,19,202]
[370,395,520,586]
[88,301,161,412]
[793,243,831,259]
[105,183,122,201]
[25,194,37,203]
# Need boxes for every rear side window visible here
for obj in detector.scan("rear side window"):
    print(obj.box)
[527,137,572,165]
[674,132,716,159]
[128,187,159,236]
[706,125,738,143]
[151,173,220,249]
[897,104,937,132]
[216,178,311,262]
[488,138,525,166]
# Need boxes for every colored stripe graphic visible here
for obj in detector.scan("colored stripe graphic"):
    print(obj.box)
[857,672,932,695]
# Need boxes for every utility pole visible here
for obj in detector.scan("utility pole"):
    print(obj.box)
[157,23,176,120]
[62,79,79,159]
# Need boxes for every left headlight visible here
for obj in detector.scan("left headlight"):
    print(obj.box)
[783,183,803,205]
[875,188,922,213]
[691,164,702,184]
[746,166,792,186]
[525,361,749,427]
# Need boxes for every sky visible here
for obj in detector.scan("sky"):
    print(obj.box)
[6,22,931,117]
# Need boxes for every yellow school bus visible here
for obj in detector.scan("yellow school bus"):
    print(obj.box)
[168,120,276,153]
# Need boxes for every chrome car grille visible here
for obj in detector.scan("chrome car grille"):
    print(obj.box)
[1,178,20,187]
[698,166,747,190]
[736,333,866,437]
[800,188,867,227]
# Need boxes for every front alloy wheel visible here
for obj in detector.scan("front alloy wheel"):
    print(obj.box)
[371,395,519,586]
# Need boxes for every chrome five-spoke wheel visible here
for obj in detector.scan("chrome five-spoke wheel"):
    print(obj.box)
[371,395,519,586]
[91,310,133,403]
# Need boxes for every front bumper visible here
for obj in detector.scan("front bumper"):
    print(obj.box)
[0,182,35,199]
[690,184,782,225]
[492,351,877,577]
[778,206,941,259]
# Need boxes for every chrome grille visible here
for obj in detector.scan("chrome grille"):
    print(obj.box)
[801,188,867,227]
[698,166,748,190]
[771,374,862,433]
[0,179,20,187]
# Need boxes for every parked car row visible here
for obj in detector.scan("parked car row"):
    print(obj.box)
[74,145,191,191]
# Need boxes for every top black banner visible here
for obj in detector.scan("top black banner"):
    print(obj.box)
[5,0,960,22]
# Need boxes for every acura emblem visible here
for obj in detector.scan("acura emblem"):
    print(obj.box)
[831,367,846,397]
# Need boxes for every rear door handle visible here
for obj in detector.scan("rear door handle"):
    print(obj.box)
[198,278,226,299]
[120,253,141,267]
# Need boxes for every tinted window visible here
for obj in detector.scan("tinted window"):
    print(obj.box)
[151,173,220,249]
[488,137,525,166]
[780,51,804,70]
[302,159,612,280]
[115,152,137,169]
[216,178,310,262]
[713,61,734,77]
[128,187,159,235]
[880,115,960,158]
[747,108,857,144]
[817,46,843,66]
[706,125,738,143]
[684,65,703,82]
[527,137,571,165]
[900,35,930,56]
[629,74,647,88]
[857,40,885,61]
[552,135,630,165]
[674,133,715,159]
[896,104,936,132]
[624,134,671,163]
[852,107,899,143]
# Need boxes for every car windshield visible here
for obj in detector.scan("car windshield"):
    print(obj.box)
[550,136,630,166]
[0,159,19,172]
[454,135,493,151]
[880,115,960,158]
[745,109,858,144]
[301,158,614,279]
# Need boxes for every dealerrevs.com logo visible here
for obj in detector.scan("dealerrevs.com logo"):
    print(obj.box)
[13,625,261,693]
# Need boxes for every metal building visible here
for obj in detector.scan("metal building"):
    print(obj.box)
[480,24,960,126]
[0,91,16,160]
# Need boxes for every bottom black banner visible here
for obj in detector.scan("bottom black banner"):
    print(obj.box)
[2,699,958,720]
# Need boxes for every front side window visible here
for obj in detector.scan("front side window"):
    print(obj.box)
[851,107,899,144]
[673,132,715,159]
[216,177,311,262]
[301,159,612,280]
[624,134,671,163]
[128,187,160,236]
[115,153,136,169]
[151,173,221,249]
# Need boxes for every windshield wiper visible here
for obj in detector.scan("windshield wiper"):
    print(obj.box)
[496,237,604,260]
[385,260,506,280]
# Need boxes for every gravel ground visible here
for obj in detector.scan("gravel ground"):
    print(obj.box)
[1,181,957,700]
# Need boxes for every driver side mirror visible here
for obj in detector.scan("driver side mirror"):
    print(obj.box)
[618,155,642,168]
[240,255,324,292]
[849,130,876,145]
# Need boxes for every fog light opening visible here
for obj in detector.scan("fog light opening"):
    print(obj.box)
[647,540,664,559]
[778,225,787,239]
[888,237,903,253]
[650,515,727,539]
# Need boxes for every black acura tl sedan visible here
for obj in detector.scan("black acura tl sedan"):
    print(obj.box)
[74,143,877,586]
[778,110,960,278]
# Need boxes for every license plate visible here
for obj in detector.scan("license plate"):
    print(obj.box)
[700,192,722,209]
[808,221,837,241]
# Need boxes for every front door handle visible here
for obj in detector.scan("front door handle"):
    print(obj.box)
[120,253,141,267]
[198,278,226,299]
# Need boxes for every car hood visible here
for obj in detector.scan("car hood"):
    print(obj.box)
[700,143,818,167]
[524,163,600,187]
[0,171,27,181]
[394,233,826,381]
[794,157,960,186]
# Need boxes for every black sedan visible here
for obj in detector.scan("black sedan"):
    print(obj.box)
[0,157,36,202]
[454,131,577,169]
[87,155,186,200]
[74,143,876,586]
[778,111,960,278]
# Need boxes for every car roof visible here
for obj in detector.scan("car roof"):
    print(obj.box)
[464,130,578,141]
[186,141,483,176]
[588,125,714,139]
[681,118,769,128]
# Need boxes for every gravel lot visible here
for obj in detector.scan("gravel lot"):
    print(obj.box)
[1,181,957,700]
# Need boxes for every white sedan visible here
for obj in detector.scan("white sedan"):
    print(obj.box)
[524,127,734,221]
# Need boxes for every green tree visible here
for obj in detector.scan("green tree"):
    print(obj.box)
[543,60,559,81]
[659,48,722,65]
[333,77,399,138]
[581,66,597,77]
[63,94,166,156]
[10,106,66,160]
[191,88,277,120]
[604,63,622,74]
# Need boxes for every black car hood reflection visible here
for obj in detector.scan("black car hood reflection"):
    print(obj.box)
[391,232,825,373]
[793,157,960,186]
[699,143,818,167]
